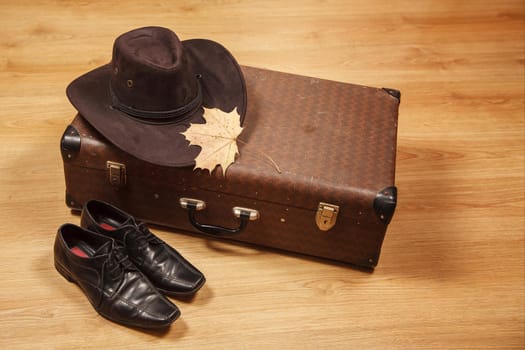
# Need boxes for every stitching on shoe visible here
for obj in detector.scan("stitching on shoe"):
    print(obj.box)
[101,272,173,319]
[104,291,172,319]
[65,261,102,290]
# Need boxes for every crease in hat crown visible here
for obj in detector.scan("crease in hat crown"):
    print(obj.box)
[109,26,202,122]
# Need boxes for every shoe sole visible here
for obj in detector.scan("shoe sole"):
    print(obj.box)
[54,261,180,329]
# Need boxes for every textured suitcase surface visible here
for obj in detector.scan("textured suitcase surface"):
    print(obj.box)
[61,66,400,268]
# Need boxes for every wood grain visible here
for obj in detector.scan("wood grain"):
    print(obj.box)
[0,0,523,349]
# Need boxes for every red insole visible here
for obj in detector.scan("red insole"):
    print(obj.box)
[99,222,117,231]
[71,246,89,258]
[69,223,117,258]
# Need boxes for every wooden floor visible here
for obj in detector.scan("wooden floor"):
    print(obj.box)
[1,1,523,349]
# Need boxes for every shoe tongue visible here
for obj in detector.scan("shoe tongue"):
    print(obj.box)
[93,241,112,256]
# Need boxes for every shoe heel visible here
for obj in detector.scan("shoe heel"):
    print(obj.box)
[55,261,75,283]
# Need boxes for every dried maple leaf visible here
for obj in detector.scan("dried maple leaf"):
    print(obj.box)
[182,107,243,174]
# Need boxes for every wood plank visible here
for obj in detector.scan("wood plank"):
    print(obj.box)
[0,0,523,348]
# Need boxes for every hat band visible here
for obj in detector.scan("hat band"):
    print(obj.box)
[110,80,202,124]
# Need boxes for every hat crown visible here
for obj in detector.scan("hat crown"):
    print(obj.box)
[110,27,200,117]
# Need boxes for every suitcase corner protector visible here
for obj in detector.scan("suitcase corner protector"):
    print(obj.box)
[382,87,401,102]
[65,192,81,211]
[373,186,397,224]
[60,124,81,162]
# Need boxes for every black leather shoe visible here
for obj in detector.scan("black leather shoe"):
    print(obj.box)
[80,200,206,297]
[54,224,180,328]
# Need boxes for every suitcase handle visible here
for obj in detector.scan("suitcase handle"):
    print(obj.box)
[179,198,259,236]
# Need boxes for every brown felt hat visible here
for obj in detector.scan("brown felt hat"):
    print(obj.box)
[66,26,247,167]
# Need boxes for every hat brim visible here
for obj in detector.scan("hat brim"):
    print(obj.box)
[66,39,247,167]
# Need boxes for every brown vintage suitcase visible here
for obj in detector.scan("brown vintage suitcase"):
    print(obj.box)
[61,66,400,268]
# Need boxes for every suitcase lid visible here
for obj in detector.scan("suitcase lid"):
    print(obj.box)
[64,66,399,226]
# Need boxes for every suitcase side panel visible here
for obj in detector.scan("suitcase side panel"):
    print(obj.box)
[63,162,386,267]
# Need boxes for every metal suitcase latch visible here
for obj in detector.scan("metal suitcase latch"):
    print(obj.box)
[106,161,126,187]
[316,202,339,231]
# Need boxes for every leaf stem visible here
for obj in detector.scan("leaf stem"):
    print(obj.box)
[237,138,282,174]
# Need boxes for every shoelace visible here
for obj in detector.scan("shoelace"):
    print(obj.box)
[125,222,162,251]
[105,246,136,280]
